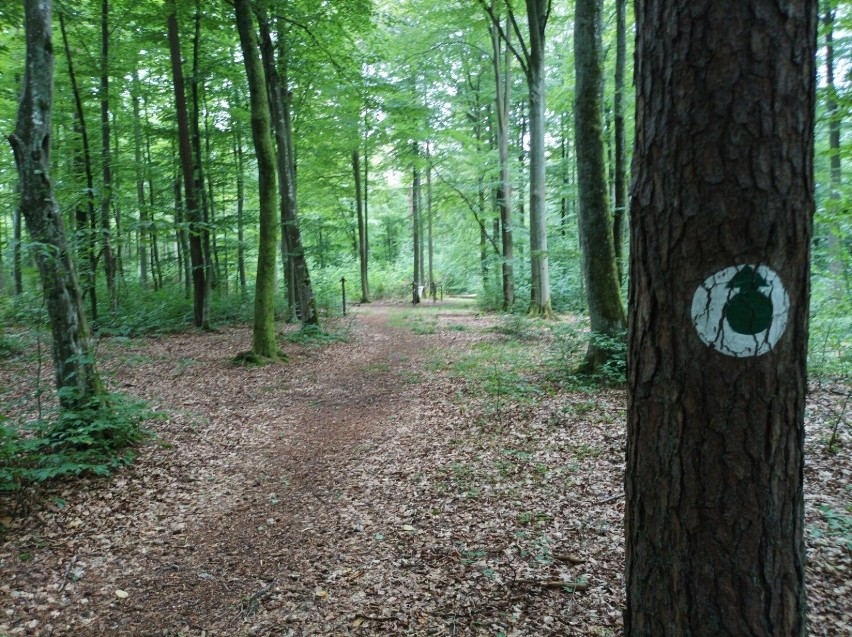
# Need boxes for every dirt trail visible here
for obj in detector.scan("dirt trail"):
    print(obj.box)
[1,302,490,636]
[3,301,848,636]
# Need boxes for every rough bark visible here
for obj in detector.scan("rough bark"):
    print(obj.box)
[167,6,206,328]
[625,2,816,635]
[8,0,102,409]
[574,0,626,370]
[235,0,281,359]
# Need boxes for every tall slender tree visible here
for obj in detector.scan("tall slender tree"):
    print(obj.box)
[99,0,118,310]
[353,148,369,302]
[479,0,553,316]
[626,2,816,634]
[167,3,207,328]
[574,0,625,370]
[612,0,627,283]
[234,0,282,358]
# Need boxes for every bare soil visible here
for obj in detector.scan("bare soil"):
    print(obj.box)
[1,301,849,636]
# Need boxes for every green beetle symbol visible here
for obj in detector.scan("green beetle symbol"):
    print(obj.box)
[723,266,773,335]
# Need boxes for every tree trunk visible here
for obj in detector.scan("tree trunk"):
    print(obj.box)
[625,3,816,635]
[191,0,213,325]
[167,6,206,327]
[353,148,369,302]
[8,0,102,409]
[131,68,148,289]
[574,0,626,370]
[426,151,434,301]
[235,0,281,359]
[412,149,422,305]
[525,0,552,317]
[233,134,247,294]
[824,2,843,292]
[256,11,318,327]
[13,186,22,296]
[100,0,117,311]
[59,13,98,319]
[491,13,514,310]
[613,0,627,284]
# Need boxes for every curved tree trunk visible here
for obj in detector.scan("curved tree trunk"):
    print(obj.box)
[234,0,281,359]
[574,0,626,370]
[625,2,816,635]
[9,0,102,410]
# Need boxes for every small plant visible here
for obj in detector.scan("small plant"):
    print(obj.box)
[0,391,156,493]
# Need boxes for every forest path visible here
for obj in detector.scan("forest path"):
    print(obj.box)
[2,300,498,636]
[2,300,848,636]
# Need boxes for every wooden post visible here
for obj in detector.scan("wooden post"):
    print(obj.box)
[340,276,346,316]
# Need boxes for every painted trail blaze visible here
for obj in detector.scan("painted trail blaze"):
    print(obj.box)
[690,264,790,358]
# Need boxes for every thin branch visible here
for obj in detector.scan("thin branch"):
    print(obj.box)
[475,0,530,76]
[430,163,501,255]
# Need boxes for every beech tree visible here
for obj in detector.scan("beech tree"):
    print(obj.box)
[626,2,816,635]
[574,0,625,371]
[8,0,103,409]
[167,3,208,329]
[234,0,281,359]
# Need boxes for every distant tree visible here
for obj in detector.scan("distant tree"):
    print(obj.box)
[479,0,554,317]
[167,3,208,329]
[353,148,369,303]
[625,2,816,635]
[8,0,103,409]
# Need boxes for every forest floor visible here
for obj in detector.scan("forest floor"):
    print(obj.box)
[0,300,850,636]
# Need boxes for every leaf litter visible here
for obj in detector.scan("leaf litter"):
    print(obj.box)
[0,302,849,636]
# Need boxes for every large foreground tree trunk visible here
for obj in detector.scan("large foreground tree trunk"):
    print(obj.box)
[8,0,102,410]
[625,2,816,636]
[574,0,625,370]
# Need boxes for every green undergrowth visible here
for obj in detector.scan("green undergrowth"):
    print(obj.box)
[0,391,157,494]
[283,323,351,345]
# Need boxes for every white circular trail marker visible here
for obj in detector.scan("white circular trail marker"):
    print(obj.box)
[691,264,790,358]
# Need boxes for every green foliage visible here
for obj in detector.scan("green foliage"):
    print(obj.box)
[808,275,851,381]
[0,331,27,359]
[811,504,852,551]
[0,391,155,492]
[544,322,627,388]
[283,323,350,345]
